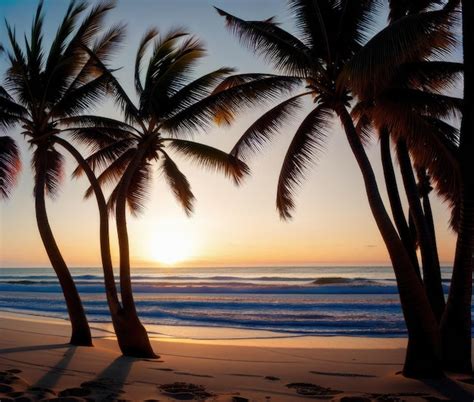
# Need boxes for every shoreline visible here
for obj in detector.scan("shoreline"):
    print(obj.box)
[0,309,409,349]
[1,311,473,401]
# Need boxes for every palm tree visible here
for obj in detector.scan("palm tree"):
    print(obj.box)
[351,57,463,323]
[351,0,472,373]
[70,29,261,357]
[440,0,474,373]
[215,0,456,377]
[0,0,120,346]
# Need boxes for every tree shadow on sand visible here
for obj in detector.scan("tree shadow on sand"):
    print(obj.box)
[32,345,78,389]
[58,356,135,400]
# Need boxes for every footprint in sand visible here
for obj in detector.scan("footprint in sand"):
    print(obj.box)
[286,382,343,398]
[159,382,213,400]
[264,376,280,381]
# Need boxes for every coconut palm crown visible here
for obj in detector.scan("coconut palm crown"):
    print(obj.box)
[214,1,456,220]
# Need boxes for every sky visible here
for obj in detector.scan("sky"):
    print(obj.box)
[0,0,459,268]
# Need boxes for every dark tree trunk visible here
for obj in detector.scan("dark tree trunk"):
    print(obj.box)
[440,0,474,373]
[337,106,442,378]
[34,147,92,346]
[396,140,445,322]
[115,140,156,358]
[380,128,421,278]
[416,169,439,268]
[54,138,147,356]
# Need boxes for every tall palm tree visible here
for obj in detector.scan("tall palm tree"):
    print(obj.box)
[215,0,456,377]
[439,0,474,373]
[351,57,463,323]
[351,0,472,373]
[0,0,120,346]
[70,29,264,357]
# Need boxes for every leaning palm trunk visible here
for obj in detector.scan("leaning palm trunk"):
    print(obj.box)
[440,0,474,373]
[380,129,421,277]
[53,139,125,334]
[396,140,445,322]
[55,137,156,357]
[34,146,92,346]
[114,140,156,358]
[337,106,442,377]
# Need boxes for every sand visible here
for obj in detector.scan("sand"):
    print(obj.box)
[0,311,473,401]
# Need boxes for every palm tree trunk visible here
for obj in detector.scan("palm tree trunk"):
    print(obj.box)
[380,128,420,278]
[416,169,439,270]
[115,140,156,358]
[34,147,92,346]
[336,105,442,378]
[440,0,474,373]
[396,140,445,322]
[55,138,149,356]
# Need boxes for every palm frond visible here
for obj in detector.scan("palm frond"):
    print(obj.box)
[124,162,151,215]
[394,61,463,92]
[335,0,378,63]
[215,7,312,75]
[66,22,126,92]
[59,115,137,132]
[145,36,207,116]
[67,127,133,151]
[74,139,135,179]
[135,28,159,94]
[165,67,236,115]
[143,27,188,93]
[26,0,45,82]
[44,0,88,76]
[165,138,250,185]
[340,8,457,98]
[287,0,337,56]
[277,105,332,219]
[160,150,194,216]
[230,93,308,160]
[81,45,141,124]
[50,72,109,117]
[388,0,443,22]
[0,136,21,199]
[163,75,302,136]
[82,147,135,199]
[33,146,64,198]
[374,89,462,125]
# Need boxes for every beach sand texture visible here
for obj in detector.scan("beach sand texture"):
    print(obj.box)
[0,312,473,401]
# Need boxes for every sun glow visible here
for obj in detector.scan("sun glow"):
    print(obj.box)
[148,228,195,266]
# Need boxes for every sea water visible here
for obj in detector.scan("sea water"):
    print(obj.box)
[0,266,468,337]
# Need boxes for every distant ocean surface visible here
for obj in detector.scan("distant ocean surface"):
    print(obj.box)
[0,266,469,337]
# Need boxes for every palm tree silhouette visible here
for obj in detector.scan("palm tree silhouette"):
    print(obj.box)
[215,0,456,377]
[439,0,474,374]
[0,0,120,346]
[71,29,251,357]
[350,0,473,374]
[352,57,463,323]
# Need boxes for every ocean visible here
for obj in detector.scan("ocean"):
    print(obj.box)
[0,266,467,337]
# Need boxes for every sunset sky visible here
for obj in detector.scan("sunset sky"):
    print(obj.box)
[0,0,459,268]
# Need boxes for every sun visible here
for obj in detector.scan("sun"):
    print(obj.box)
[148,229,194,266]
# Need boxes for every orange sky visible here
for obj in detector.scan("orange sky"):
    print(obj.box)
[0,0,458,268]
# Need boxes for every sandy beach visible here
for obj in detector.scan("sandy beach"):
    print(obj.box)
[0,311,473,401]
